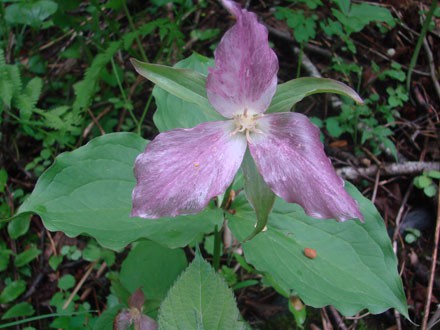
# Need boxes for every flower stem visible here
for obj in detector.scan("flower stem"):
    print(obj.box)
[122,0,149,63]
[406,0,438,92]
[213,225,221,271]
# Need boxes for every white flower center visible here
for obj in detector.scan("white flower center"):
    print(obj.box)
[232,109,263,141]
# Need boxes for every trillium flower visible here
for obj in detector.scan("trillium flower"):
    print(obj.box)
[132,0,363,222]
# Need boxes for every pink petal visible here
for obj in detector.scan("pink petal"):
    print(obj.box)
[206,1,278,118]
[132,121,247,218]
[248,113,363,222]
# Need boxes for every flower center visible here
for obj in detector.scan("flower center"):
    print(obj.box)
[232,109,262,141]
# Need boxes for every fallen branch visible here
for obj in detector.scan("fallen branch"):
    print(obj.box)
[337,161,440,180]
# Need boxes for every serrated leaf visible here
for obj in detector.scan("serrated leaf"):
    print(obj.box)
[153,53,219,131]
[15,133,222,250]
[132,58,222,122]
[158,254,248,330]
[228,183,408,317]
[267,77,363,113]
[14,77,43,120]
[1,302,35,320]
[0,50,21,108]
[73,42,121,114]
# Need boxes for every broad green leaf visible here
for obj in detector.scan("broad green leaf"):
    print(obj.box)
[158,254,248,330]
[228,183,408,317]
[427,170,440,179]
[15,133,222,251]
[1,302,35,320]
[153,53,219,131]
[5,1,58,28]
[267,77,363,113]
[58,274,75,291]
[120,240,187,316]
[131,58,222,122]
[14,246,41,267]
[0,250,11,272]
[241,151,275,240]
[0,280,26,304]
[7,213,31,239]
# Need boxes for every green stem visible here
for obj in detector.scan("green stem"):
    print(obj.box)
[0,311,96,329]
[110,58,139,127]
[212,225,221,271]
[136,92,154,135]
[296,42,304,78]
[406,0,438,92]
[122,0,149,63]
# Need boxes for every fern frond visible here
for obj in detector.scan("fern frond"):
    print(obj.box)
[72,41,121,115]
[14,77,43,120]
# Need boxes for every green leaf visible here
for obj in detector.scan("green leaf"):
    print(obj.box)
[0,49,21,108]
[131,58,222,122]
[414,175,432,189]
[427,170,440,179]
[158,254,248,330]
[241,151,275,240]
[14,246,41,267]
[326,117,343,138]
[0,168,7,193]
[228,183,408,317]
[48,255,63,271]
[93,304,125,330]
[82,243,101,262]
[4,1,58,28]
[14,77,43,120]
[0,250,11,272]
[14,133,222,250]
[424,185,437,198]
[0,280,26,304]
[73,41,121,115]
[1,302,35,320]
[7,213,31,239]
[58,274,76,291]
[120,240,187,313]
[267,77,363,113]
[153,53,220,131]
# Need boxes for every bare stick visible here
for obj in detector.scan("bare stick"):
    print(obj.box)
[422,37,440,102]
[63,260,97,310]
[337,162,440,181]
[328,306,348,330]
[422,183,440,329]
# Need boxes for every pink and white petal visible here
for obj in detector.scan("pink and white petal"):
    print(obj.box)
[221,0,241,17]
[249,113,363,222]
[206,2,278,118]
[132,121,247,219]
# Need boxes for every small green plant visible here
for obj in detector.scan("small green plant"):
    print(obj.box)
[414,170,440,198]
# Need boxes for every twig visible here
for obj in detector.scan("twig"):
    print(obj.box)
[63,261,97,310]
[85,108,106,137]
[422,183,440,330]
[422,37,440,102]
[328,306,348,330]
[337,161,440,181]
